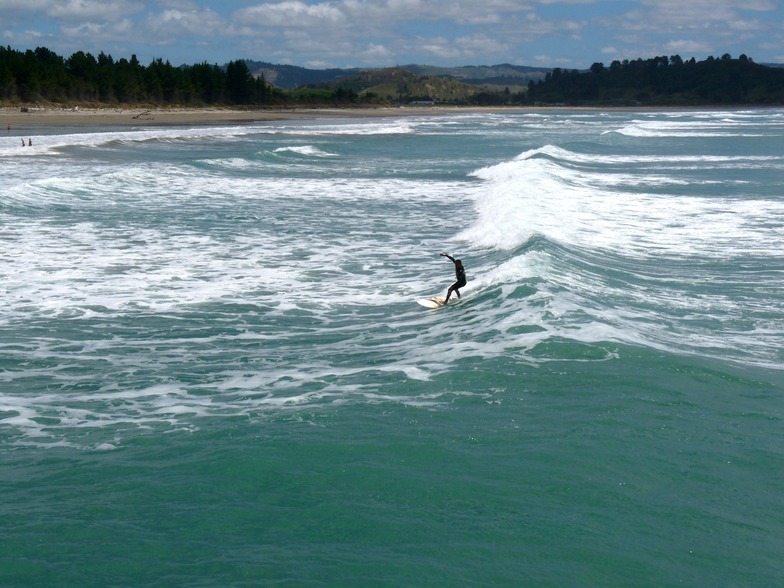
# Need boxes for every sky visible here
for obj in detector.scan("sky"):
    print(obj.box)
[2,0,783,70]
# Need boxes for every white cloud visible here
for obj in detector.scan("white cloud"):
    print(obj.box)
[594,0,779,62]
[46,0,145,21]
[149,7,225,36]
[223,0,591,67]
[235,1,345,28]
[607,0,776,31]
[57,18,139,49]
[663,39,711,54]
[640,0,776,11]
[339,0,533,24]
[1,0,50,10]
[453,33,510,58]
[362,42,394,62]
[415,37,463,62]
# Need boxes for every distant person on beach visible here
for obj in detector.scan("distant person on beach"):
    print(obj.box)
[21,138,24,146]
[28,138,32,146]
[440,252,467,303]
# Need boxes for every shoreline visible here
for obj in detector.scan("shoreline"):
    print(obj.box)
[1,105,526,128]
[2,104,779,130]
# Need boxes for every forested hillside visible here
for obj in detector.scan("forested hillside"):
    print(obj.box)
[0,46,281,105]
[2,46,782,107]
[526,54,784,106]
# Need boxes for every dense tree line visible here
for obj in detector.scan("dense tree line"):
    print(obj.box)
[520,54,784,106]
[3,46,783,108]
[0,46,377,106]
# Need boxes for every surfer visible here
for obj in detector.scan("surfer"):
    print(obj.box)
[440,252,466,303]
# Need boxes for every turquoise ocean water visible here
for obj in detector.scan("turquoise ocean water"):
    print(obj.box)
[2,109,783,586]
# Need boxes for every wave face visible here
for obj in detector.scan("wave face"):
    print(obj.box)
[459,115,784,371]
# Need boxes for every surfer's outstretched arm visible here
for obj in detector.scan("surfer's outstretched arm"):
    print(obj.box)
[440,252,456,263]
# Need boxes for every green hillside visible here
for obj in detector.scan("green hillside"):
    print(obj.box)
[324,67,485,104]
[245,61,550,90]
[403,63,550,86]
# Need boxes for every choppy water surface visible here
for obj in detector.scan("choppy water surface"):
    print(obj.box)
[2,109,783,586]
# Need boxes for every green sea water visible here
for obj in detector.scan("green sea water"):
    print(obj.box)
[2,110,783,586]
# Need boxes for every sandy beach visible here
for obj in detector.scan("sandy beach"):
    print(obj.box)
[1,104,536,129]
[2,103,725,131]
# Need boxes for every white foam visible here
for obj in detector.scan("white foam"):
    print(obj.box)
[3,110,782,448]
[609,117,777,138]
[0,124,264,158]
[461,146,784,259]
[272,145,338,157]
[263,119,417,136]
[503,143,780,168]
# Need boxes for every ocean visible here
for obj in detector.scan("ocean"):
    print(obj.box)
[1,108,783,586]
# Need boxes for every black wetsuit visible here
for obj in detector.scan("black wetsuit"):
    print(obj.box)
[443,254,466,301]
[453,262,466,289]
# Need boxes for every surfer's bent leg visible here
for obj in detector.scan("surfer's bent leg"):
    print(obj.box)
[445,282,460,302]
[447,276,465,302]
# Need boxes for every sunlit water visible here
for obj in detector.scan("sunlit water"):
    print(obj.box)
[2,109,783,586]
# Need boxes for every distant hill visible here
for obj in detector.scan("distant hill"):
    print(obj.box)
[245,55,784,106]
[244,60,363,89]
[244,60,550,90]
[402,63,550,86]
[319,67,485,103]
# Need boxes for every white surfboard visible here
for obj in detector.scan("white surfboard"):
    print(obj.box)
[416,296,450,308]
